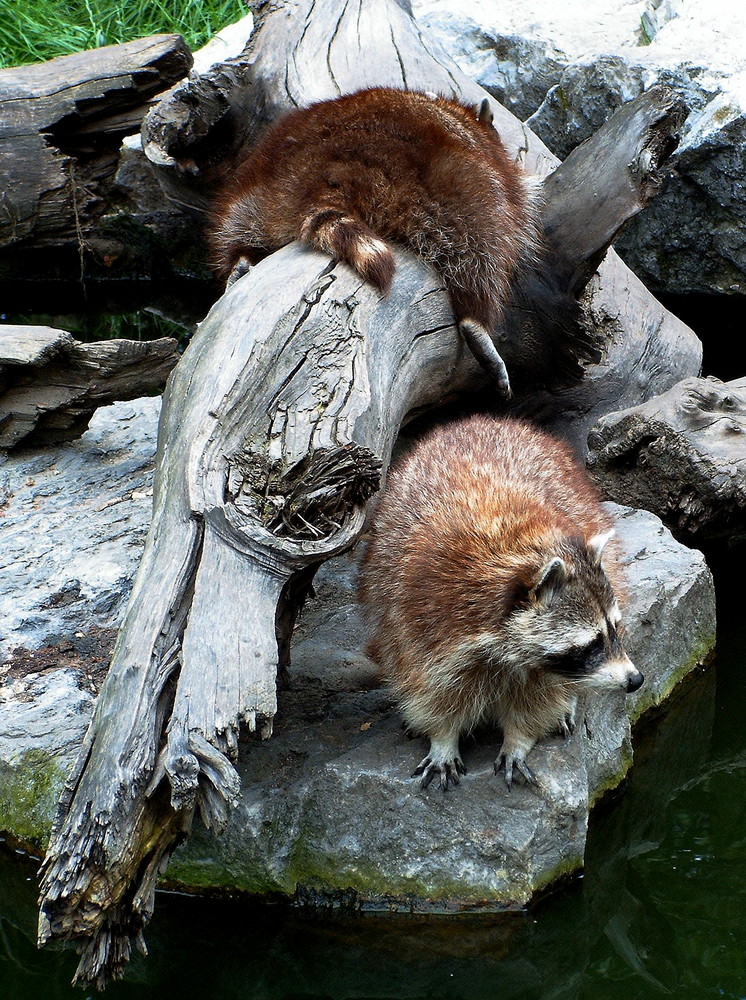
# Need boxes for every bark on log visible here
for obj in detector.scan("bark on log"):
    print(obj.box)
[38,0,702,986]
[587,376,746,545]
[0,35,192,283]
[0,326,179,448]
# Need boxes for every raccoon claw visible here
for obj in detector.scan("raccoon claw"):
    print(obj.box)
[413,755,467,791]
[226,256,253,287]
[558,714,576,740]
[494,753,538,791]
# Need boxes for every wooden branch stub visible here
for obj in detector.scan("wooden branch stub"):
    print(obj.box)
[542,85,689,295]
[587,376,746,544]
[0,325,179,448]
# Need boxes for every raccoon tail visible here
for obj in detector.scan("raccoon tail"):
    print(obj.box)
[300,208,396,293]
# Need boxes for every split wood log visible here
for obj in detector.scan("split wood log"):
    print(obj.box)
[38,0,702,986]
[0,326,179,448]
[0,35,191,282]
[587,375,746,545]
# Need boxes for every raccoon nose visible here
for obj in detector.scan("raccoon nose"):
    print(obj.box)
[625,670,644,693]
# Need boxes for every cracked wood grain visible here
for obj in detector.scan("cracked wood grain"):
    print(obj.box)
[0,35,191,250]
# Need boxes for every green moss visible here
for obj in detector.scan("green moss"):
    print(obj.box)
[589,740,635,809]
[555,86,570,112]
[532,854,584,895]
[0,750,66,848]
[712,104,735,126]
[629,628,716,726]
[637,18,653,45]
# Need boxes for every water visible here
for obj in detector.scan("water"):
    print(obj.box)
[0,554,743,1000]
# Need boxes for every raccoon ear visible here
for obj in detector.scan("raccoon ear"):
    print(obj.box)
[476,97,494,124]
[529,557,568,602]
[587,529,615,566]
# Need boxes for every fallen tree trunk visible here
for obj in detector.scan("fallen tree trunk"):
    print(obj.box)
[0,326,179,447]
[0,35,193,286]
[38,0,702,986]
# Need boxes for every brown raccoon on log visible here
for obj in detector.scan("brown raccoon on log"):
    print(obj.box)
[208,87,542,396]
[359,415,643,791]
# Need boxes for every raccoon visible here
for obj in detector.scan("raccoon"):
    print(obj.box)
[208,87,541,396]
[358,414,643,791]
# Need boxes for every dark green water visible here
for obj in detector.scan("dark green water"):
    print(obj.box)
[1,559,744,1000]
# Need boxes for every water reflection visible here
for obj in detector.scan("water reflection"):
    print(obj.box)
[1,599,744,1000]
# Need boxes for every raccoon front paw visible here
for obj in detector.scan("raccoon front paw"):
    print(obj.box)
[557,697,578,741]
[494,750,538,792]
[412,754,467,791]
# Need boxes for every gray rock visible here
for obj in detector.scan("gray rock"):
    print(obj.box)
[587,376,746,545]
[413,0,746,296]
[168,502,715,906]
[0,670,95,846]
[0,398,715,906]
[0,396,159,664]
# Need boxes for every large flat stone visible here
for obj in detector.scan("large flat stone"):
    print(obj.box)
[0,399,715,908]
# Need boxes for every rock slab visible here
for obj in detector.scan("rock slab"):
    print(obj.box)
[412,0,746,297]
[0,399,716,909]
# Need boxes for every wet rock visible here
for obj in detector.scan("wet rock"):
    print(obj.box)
[0,670,95,847]
[587,376,746,545]
[0,398,716,905]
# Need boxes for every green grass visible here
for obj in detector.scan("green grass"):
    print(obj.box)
[6,309,192,343]
[0,0,249,69]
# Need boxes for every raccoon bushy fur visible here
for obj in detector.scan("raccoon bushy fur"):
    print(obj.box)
[359,414,643,791]
[208,87,541,395]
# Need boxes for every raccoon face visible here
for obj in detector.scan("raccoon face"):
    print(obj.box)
[505,532,644,694]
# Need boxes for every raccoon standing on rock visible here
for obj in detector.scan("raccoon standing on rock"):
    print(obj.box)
[208,87,541,396]
[359,415,643,791]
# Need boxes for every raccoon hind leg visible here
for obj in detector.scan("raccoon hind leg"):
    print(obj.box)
[459,318,512,397]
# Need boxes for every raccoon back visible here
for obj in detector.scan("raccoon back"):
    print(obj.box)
[209,88,540,331]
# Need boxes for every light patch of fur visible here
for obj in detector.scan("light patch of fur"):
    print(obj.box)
[583,655,640,690]
[356,236,389,260]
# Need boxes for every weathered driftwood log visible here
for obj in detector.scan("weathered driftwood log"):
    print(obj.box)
[587,376,746,545]
[140,0,697,450]
[0,35,191,283]
[38,0,702,986]
[0,326,179,448]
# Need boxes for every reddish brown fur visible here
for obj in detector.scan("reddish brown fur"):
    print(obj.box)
[358,415,634,789]
[208,87,538,332]
[360,415,615,680]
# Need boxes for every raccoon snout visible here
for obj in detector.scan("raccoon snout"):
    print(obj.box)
[625,669,644,694]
